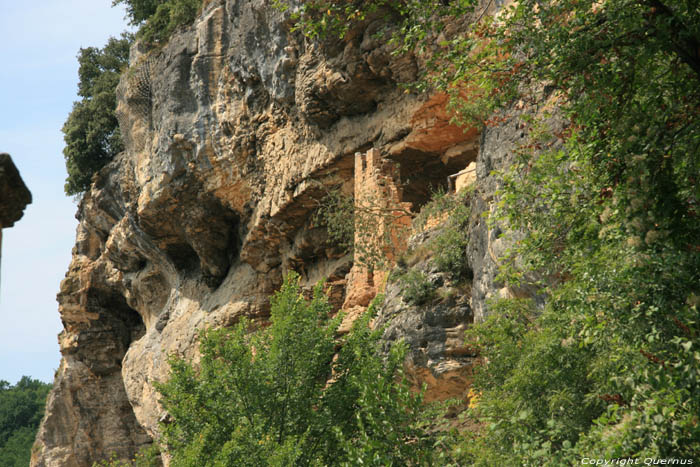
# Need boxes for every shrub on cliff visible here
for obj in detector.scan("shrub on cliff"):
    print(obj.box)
[156,273,439,466]
[62,34,131,195]
[113,0,203,44]
[0,377,52,467]
[62,0,203,196]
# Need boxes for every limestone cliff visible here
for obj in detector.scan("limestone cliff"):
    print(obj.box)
[32,1,515,465]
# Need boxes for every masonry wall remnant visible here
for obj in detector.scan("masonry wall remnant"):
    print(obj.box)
[338,148,413,331]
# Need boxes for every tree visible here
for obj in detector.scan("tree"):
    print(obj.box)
[112,0,202,44]
[434,0,700,461]
[156,273,436,466]
[62,34,132,195]
[277,0,700,461]
[467,0,700,460]
[62,0,205,196]
[0,377,52,467]
[112,0,163,25]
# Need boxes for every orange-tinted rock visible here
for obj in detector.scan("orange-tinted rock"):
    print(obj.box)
[389,93,479,156]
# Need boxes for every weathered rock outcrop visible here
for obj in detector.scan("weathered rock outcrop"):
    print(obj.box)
[377,223,476,403]
[32,1,514,465]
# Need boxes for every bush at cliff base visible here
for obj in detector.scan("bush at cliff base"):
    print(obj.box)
[155,273,441,466]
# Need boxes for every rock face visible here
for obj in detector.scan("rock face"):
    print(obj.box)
[32,1,516,465]
[377,223,477,403]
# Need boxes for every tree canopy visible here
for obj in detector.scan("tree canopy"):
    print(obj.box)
[275,0,700,461]
[0,377,52,467]
[62,1,203,196]
[113,0,202,44]
[62,34,131,195]
[469,0,700,460]
[156,273,440,466]
[112,0,163,25]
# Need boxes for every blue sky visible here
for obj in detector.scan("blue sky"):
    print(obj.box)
[0,1,132,384]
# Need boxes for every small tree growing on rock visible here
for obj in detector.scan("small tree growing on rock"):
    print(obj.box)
[62,34,131,195]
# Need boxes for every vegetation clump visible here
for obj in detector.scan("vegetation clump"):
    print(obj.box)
[155,273,439,466]
[62,34,131,195]
[113,0,204,45]
[396,269,436,306]
[0,377,52,467]
[276,0,700,461]
[63,1,206,195]
[93,444,161,467]
[419,187,473,280]
[462,0,700,460]
[312,188,412,270]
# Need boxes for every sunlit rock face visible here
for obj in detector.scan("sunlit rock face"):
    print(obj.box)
[30,1,518,465]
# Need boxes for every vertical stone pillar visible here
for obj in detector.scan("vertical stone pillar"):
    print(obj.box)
[339,149,412,330]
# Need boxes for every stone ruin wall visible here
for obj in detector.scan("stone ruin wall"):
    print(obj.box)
[341,146,477,332]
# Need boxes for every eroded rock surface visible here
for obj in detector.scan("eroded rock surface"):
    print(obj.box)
[377,224,476,403]
[32,1,511,465]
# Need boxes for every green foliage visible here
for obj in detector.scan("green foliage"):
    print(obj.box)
[312,189,355,254]
[62,34,131,195]
[462,0,700,461]
[431,224,469,280]
[284,0,700,460]
[156,272,436,466]
[138,0,202,44]
[112,0,161,25]
[425,188,472,280]
[313,189,412,270]
[114,0,203,44]
[394,269,436,306]
[271,0,391,41]
[63,0,202,195]
[273,0,508,128]
[0,377,52,467]
[413,187,453,231]
[93,444,161,467]
[93,453,132,467]
[391,186,473,305]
